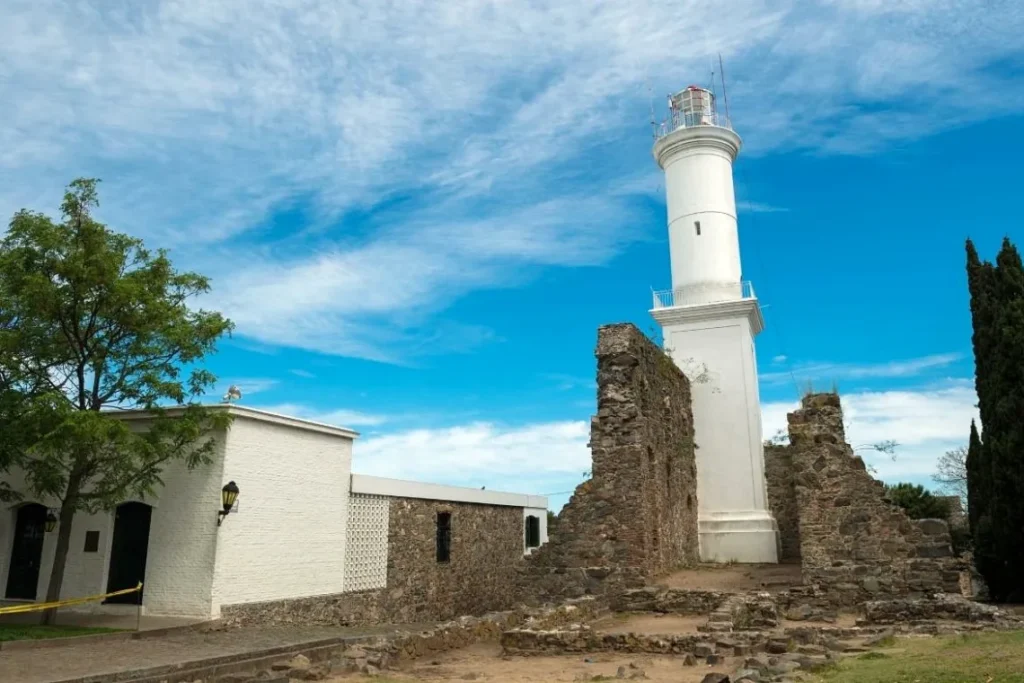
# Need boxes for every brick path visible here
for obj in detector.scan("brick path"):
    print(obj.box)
[0,623,426,683]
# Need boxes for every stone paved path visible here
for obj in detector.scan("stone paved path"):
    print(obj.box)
[0,623,429,683]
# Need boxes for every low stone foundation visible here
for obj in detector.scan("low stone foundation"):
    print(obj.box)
[610,587,729,615]
[220,589,387,628]
[861,595,1017,625]
[501,627,766,657]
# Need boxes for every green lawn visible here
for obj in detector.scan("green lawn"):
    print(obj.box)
[820,630,1024,683]
[0,624,123,642]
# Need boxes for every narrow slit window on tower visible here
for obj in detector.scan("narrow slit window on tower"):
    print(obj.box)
[436,511,452,563]
[694,220,701,236]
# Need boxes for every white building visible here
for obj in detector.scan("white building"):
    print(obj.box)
[0,405,547,620]
[649,85,779,563]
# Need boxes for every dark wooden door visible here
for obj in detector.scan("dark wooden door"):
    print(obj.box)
[104,502,151,605]
[4,503,47,600]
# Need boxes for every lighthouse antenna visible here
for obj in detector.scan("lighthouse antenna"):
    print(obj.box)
[646,77,658,139]
[718,53,731,126]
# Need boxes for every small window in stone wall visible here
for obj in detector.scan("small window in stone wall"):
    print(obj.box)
[525,515,541,548]
[436,511,452,563]
[83,530,100,553]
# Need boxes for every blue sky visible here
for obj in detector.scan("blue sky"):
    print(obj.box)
[3,1,1023,510]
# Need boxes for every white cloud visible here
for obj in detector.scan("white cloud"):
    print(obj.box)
[211,377,278,398]
[737,201,789,213]
[353,420,591,498]
[771,354,788,364]
[759,353,963,386]
[257,402,389,428]
[541,373,597,392]
[2,0,1022,358]
[762,380,979,485]
[289,369,316,379]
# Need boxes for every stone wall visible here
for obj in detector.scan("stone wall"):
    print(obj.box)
[222,496,524,626]
[786,393,961,605]
[764,444,801,562]
[520,323,699,600]
[383,497,523,622]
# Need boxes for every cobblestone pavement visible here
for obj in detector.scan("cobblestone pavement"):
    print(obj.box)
[0,623,427,683]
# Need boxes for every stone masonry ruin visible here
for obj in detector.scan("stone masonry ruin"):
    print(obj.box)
[521,330,963,612]
[519,323,699,601]
[767,392,962,605]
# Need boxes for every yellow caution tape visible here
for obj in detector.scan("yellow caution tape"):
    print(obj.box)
[0,582,142,615]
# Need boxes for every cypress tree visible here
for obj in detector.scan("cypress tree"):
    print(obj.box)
[964,237,1024,601]
[965,420,983,533]
[965,239,996,577]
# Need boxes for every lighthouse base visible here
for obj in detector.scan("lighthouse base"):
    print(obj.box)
[698,510,780,563]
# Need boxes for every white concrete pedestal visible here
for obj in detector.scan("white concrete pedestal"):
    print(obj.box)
[699,510,779,564]
[652,295,779,564]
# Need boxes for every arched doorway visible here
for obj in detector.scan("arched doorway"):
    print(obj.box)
[104,502,152,605]
[5,503,47,600]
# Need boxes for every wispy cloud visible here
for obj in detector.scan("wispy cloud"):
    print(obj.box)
[3,1,1022,359]
[353,420,590,501]
[289,369,316,379]
[258,402,389,428]
[737,201,789,213]
[759,352,964,386]
[541,373,597,392]
[763,379,979,484]
[210,377,279,399]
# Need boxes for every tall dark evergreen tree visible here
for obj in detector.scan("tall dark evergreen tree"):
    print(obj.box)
[964,237,1024,601]
[965,420,983,533]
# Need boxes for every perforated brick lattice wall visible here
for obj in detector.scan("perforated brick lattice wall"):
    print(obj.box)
[344,494,390,592]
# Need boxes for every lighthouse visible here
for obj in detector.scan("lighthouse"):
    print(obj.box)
[650,85,778,563]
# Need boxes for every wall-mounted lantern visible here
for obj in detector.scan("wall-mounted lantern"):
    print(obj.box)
[218,481,239,527]
[44,510,58,533]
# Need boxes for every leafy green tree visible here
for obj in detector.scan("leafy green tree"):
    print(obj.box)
[0,178,233,622]
[965,237,1024,601]
[884,483,951,521]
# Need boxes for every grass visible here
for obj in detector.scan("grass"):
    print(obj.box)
[819,631,1024,683]
[0,624,123,642]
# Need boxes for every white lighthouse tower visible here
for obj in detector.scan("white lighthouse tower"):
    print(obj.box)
[650,85,778,563]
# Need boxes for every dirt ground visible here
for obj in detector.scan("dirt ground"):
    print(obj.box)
[592,612,707,635]
[333,643,742,683]
[657,562,803,592]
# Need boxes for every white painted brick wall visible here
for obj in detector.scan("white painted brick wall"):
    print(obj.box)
[0,432,226,618]
[211,416,352,613]
[343,494,389,592]
[141,437,225,617]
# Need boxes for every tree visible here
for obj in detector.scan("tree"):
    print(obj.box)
[0,179,233,622]
[884,483,952,521]
[933,444,968,503]
[964,237,1024,601]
